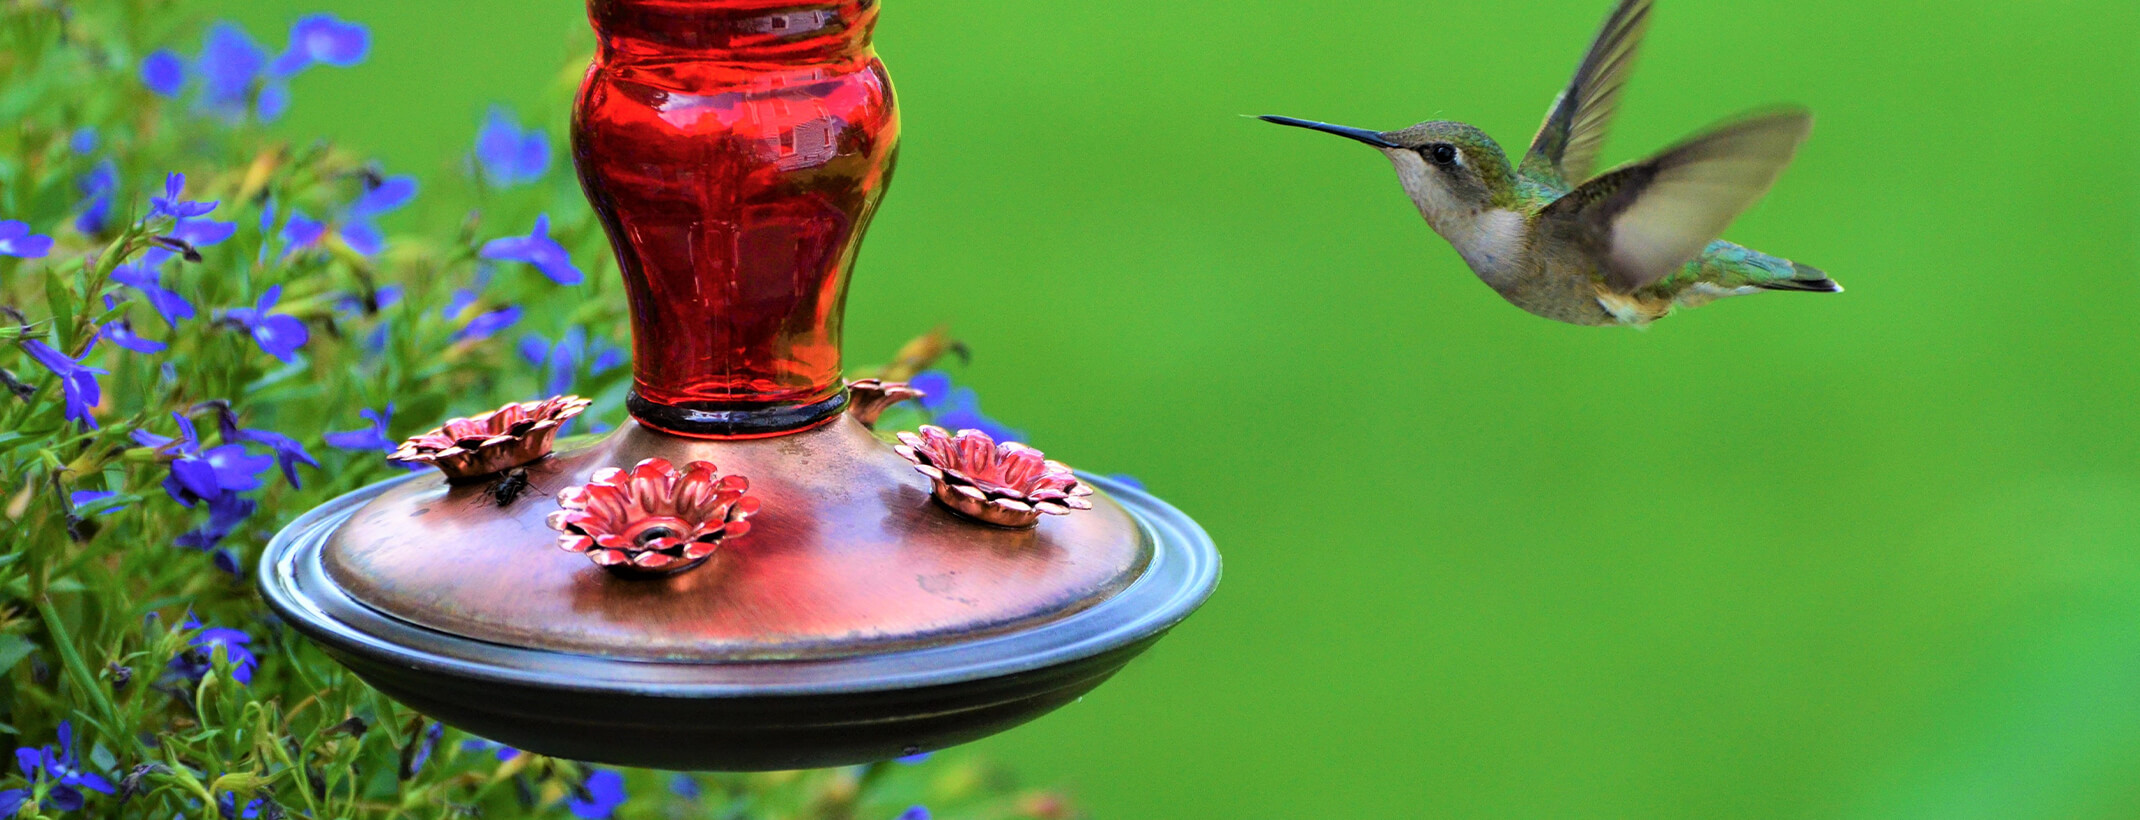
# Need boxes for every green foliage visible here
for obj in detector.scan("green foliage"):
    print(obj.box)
[0,2,1074,817]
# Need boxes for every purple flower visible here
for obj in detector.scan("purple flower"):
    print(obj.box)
[2,721,116,813]
[566,770,628,819]
[171,617,256,686]
[271,14,370,76]
[910,370,1024,443]
[172,216,239,249]
[458,739,520,761]
[111,255,197,327]
[480,214,582,285]
[67,128,97,155]
[198,22,266,119]
[149,173,218,221]
[334,284,402,316]
[233,428,318,489]
[668,774,700,800]
[324,406,395,453]
[175,492,255,551]
[519,328,611,397]
[216,791,263,819]
[405,722,444,777]
[278,208,326,253]
[256,81,291,122]
[0,220,54,258]
[332,175,416,256]
[474,107,552,186]
[898,807,932,820]
[223,285,309,363]
[96,310,167,355]
[455,306,522,342]
[133,412,272,505]
[141,49,187,96]
[76,160,118,235]
[21,339,105,429]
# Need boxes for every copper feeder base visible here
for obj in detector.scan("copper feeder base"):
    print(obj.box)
[258,416,1219,771]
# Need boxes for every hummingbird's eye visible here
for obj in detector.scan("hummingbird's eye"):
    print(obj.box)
[1428,144,1458,166]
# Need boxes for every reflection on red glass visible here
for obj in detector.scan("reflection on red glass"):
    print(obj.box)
[574,0,897,437]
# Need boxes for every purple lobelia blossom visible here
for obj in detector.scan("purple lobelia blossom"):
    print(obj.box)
[566,770,628,819]
[111,255,197,327]
[170,215,239,249]
[149,173,218,221]
[898,807,932,820]
[171,616,257,686]
[455,305,523,342]
[336,175,416,256]
[225,423,318,489]
[908,370,1025,443]
[67,127,97,155]
[276,207,327,255]
[668,774,700,800]
[223,285,309,363]
[197,22,267,120]
[21,339,106,429]
[474,107,553,187]
[140,49,187,96]
[324,406,396,453]
[480,214,583,285]
[174,492,255,552]
[215,792,264,819]
[457,739,521,762]
[403,722,445,778]
[0,721,116,813]
[132,412,273,506]
[519,328,624,399]
[0,219,54,258]
[75,160,118,235]
[271,14,370,76]
[97,303,168,355]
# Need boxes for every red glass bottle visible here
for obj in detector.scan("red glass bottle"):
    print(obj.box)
[574,0,898,438]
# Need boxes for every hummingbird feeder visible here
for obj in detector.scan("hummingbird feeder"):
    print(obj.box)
[258,0,1220,771]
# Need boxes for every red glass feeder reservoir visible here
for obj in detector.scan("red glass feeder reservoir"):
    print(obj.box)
[260,0,1218,771]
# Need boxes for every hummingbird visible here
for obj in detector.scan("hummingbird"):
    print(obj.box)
[1262,0,1838,327]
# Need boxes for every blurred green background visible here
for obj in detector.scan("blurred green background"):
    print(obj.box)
[187,0,2140,816]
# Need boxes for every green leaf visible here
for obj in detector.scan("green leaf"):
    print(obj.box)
[42,267,74,341]
[0,632,36,675]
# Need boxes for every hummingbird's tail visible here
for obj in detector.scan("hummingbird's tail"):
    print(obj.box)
[1755,261,1843,293]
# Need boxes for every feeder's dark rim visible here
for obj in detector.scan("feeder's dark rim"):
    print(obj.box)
[626,389,849,438]
[258,473,1219,698]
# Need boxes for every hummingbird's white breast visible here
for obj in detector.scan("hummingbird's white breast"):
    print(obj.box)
[1384,151,1528,287]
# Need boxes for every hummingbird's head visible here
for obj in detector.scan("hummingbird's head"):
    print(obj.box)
[1261,116,1518,232]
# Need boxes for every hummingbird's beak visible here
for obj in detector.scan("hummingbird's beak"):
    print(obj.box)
[1258,115,1398,148]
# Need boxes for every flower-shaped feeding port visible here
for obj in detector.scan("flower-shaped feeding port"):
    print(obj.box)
[546,457,760,577]
[846,379,924,430]
[895,426,1094,528]
[393,395,591,482]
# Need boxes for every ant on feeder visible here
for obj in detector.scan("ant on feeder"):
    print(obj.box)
[484,468,542,508]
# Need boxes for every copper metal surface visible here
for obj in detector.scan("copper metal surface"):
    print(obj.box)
[894,426,1095,528]
[392,395,591,482]
[322,415,1150,660]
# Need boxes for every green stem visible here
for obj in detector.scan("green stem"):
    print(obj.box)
[34,596,142,759]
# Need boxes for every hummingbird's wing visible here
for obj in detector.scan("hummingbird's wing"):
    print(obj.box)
[1521,0,1652,187]
[1536,108,1813,293]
